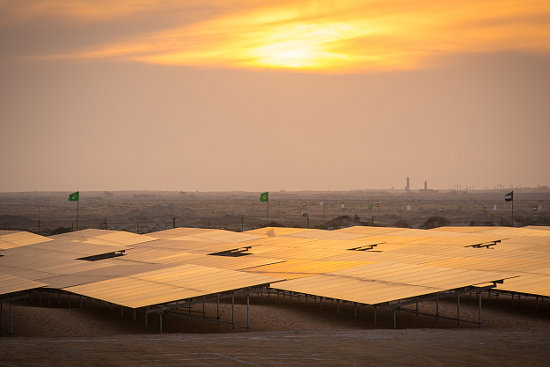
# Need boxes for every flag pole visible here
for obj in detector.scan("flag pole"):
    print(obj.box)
[260,192,269,226]
[511,193,514,227]
[77,199,79,231]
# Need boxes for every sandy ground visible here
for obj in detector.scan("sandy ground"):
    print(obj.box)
[1,292,550,366]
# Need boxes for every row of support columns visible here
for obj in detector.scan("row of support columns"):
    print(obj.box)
[267,287,490,329]
[2,287,547,336]
[388,288,484,328]
[147,292,253,333]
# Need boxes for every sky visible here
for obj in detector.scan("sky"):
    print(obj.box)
[1,0,549,192]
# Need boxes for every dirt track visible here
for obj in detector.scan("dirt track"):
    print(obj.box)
[1,293,550,366]
[2,329,550,367]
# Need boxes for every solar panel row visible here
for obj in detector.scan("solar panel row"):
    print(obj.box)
[0,225,548,313]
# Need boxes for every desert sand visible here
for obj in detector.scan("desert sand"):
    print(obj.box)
[1,292,550,366]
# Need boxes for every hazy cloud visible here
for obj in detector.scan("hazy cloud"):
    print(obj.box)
[21,0,550,72]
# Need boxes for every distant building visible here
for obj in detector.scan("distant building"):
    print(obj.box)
[420,179,437,193]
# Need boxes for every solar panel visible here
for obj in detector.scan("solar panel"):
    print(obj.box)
[64,264,281,308]
[0,226,547,313]
[274,262,512,305]
[0,231,52,250]
[0,272,48,296]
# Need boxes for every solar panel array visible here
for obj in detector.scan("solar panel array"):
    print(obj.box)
[0,225,549,311]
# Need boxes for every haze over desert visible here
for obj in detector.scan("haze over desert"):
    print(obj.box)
[2,1,550,366]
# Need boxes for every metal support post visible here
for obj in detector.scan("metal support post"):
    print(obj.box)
[133,309,136,321]
[232,296,235,329]
[478,289,482,327]
[320,297,323,310]
[217,295,220,326]
[354,302,357,319]
[48,293,51,307]
[145,309,148,329]
[337,299,340,316]
[159,312,163,334]
[416,297,419,316]
[306,295,309,306]
[436,293,439,321]
[457,293,461,325]
[10,301,13,336]
[247,294,250,332]
[121,307,124,318]
[393,309,397,329]
[202,297,205,317]
[374,306,377,326]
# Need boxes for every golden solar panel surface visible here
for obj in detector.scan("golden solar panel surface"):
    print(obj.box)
[273,262,512,305]
[1,225,550,309]
[245,227,309,237]
[28,240,132,257]
[51,229,157,246]
[0,230,52,250]
[170,229,263,243]
[147,227,216,239]
[426,226,550,296]
[0,272,48,295]
[242,259,373,280]
[497,273,550,295]
[64,264,281,308]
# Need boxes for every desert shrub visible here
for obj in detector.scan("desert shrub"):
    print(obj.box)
[394,219,410,228]
[50,227,72,235]
[322,215,355,229]
[421,216,448,229]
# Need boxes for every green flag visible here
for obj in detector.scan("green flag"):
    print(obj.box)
[260,192,269,202]
[68,191,79,201]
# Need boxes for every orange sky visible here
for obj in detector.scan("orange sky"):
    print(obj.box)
[11,0,550,71]
[1,1,549,191]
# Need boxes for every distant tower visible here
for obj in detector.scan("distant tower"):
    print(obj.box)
[405,177,410,192]
[424,181,427,190]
